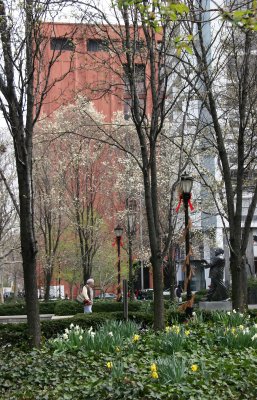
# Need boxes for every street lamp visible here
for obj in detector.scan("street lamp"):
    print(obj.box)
[179,173,193,316]
[127,206,136,300]
[114,224,123,302]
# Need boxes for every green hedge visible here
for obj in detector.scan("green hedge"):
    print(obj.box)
[0,301,59,316]
[54,300,142,315]
[0,310,153,347]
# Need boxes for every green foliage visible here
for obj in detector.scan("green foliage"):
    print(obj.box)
[211,309,250,327]
[215,324,257,349]
[54,300,142,315]
[49,320,139,354]
[0,300,60,316]
[248,277,257,288]
[156,355,186,384]
[1,315,257,399]
[222,7,257,31]
[155,325,189,354]
[0,302,27,316]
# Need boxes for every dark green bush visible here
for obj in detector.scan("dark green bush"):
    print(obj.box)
[0,303,27,316]
[39,301,59,314]
[54,300,142,315]
[54,300,82,315]
[0,300,60,316]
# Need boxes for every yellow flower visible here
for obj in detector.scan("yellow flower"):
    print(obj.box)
[239,325,244,330]
[150,363,157,372]
[151,371,159,379]
[231,327,236,335]
[106,361,113,369]
[191,364,198,372]
[115,347,120,352]
[172,325,180,334]
[165,326,171,333]
[133,334,140,342]
[185,330,190,336]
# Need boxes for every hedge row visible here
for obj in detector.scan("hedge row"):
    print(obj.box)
[0,301,57,316]
[0,300,145,316]
[0,311,154,348]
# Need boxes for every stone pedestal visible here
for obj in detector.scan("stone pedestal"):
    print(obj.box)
[199,301,232,311]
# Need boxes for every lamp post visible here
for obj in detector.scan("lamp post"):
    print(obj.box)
[179,173,193,316]
[114,224,123,302]
[127,199,136,300]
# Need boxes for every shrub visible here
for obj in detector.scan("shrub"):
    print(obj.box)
[54,300,142,315]
[0,303,27,316]
[0,300,60,316]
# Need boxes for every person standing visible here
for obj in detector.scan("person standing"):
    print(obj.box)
[175,284,182,303]
[82,278,94,313]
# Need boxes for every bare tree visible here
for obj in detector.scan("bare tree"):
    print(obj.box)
[0,0,82,346]
[175,0,257,310]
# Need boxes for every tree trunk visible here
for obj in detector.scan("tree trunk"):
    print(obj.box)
[230,252,248,311]
[44,267,52,301]
[143,164,164,330]
[18,168,41,347]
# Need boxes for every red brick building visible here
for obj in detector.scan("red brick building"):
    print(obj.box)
[37,22,155,297]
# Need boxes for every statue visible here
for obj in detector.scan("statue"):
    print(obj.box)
[205,248,229,301]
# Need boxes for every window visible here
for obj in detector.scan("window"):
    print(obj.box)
[123,64,146,94]
[123,97,145,120]
[87,39,107,52]
[50,38,75,51]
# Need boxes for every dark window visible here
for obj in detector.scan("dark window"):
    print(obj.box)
[123,64,145,94]
[87,39,107,52]
[50,38,75,51]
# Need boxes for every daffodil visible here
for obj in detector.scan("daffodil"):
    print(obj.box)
[115,347,120,352]
[108,332,114,337]
[165,326,171,333]
[239,325,244,330]
[70,323,74,328]
[172,325,180,334]
[151,371,158,379]
[63,333,69,340]
[191,364,198,372]
[79,335,83,340]
[106,361,113,369]
[150,363,157,372]
[133,334,140,342]
[227,311,231,316]
[185,330,190,336]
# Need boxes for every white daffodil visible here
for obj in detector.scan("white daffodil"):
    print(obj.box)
[108,332,114,337]
[65,328,69,334]
[232,309,237,314]
[227,311,231,315]
[79,335,83,341]
[239,313,244,317]
[251,333,257,341]
[254,324,257,329]
[63,333,69,340]
[90,331,96,337]
[75,325,80,331]
[70,323,74,329]
[88,326,93,333]
[192,311,196,316]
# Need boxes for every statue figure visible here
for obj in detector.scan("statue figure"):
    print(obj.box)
[206,248,229,301]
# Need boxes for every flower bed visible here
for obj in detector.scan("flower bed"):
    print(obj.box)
[0,310,257,399]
